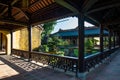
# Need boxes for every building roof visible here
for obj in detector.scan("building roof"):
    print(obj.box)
[52,26,108,37]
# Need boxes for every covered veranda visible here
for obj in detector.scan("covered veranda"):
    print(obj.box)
[0,0,120,80]
[0,49,120,80]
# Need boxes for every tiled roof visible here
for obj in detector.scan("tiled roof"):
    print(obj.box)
[52,27,108,37]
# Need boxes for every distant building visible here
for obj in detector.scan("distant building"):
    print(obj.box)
[52,26,108,46]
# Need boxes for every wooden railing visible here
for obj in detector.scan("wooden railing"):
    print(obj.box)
[12,49,29,59]
[12,47,119,73]
[85,47,119,71]
[12,49,78,73]
[31,51,78,72]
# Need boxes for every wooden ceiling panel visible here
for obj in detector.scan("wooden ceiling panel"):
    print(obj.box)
[0,0,120,32]
[28,0,55,13]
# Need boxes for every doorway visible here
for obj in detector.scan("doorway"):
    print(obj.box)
[0,33,7,55]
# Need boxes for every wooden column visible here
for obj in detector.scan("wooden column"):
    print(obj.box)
[78,14,85,73]
[108,29,111,50]
[117,33,119,46]
[115,32,117,47]
[100,24,103,52]
[119,35,120,47]
[0,33,2,50]
[10,31,13,54]
[113,32,115,48]
[28,25,32,60]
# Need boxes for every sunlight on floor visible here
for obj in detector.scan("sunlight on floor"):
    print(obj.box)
[0,60,19,79]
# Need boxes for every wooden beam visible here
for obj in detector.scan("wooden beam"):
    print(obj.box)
[13,11,21,17]
[14,7,29,20]
[0,19,27,26]
[84,15,99,26]
[31,3,75,25]
[55,0,79,14]
[0,25,11,31]
[0,2,29,20]
[29,0,42,7]
[86,3,120,14]
[0,0,19,16]
[82,0,98,12]
[102,18,120,25]
[0,3,7,6]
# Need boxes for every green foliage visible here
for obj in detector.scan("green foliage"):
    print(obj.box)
[47,36,65,52]
[41,21,56,38]
[63,40,69,46]
[103,37,109,49]
[56,51,64,56]
[85,38,94,53]
[39,45,49,52]
[85,39,94,49]
[41,21,56,44]
[74,48,78,57]
[38,21,68,56]
[36,36,65,56]
[33,45,49,52]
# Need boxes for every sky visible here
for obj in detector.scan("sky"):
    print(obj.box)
[51,17,94,34]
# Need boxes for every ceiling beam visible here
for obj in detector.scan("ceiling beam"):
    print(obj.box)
[84,15,99,26]
[86,3,120,14]
[0,2,29,20]
[13,11,21,17]
[29,0,42,8]
[0,19,28,26]
[0,0,19,16]
[102,18,120,25]
[14,8,29,20]
[0,26,10,31]
[55,0,79,14]
[82,0,98,12]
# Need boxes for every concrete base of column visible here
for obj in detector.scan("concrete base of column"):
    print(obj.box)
[77,72,86,80]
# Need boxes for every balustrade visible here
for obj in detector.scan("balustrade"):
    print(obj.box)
[12,47,119,73]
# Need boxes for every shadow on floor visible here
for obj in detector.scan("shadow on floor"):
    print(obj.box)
[0,56,74,80]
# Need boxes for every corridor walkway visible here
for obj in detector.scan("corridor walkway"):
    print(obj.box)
[0,49,120,80]
[87,49,120,80]
[0,55,75,80]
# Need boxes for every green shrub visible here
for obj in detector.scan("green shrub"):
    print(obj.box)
[74,48,78,57]
[56,51,64,56]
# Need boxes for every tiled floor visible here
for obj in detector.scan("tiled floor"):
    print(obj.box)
[87,49,120,80]
[0,56,75,80]
[0,49,120,80]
